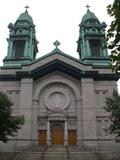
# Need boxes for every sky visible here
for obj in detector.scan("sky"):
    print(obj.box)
[0,0,119,89]
[0,0,114,65]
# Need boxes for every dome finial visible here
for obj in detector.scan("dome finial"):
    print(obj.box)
[25,5,29,11]
[85,4,90,11]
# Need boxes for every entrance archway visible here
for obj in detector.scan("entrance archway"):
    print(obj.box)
[51,124,64,145]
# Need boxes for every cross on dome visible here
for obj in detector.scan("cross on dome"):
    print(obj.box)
[25,5,29,11]
[85,4,90,10]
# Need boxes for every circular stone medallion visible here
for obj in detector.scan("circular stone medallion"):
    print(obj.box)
[44,91,70,110]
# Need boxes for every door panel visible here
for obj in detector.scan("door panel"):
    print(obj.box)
[39,130,46,145]
[52,127,64,144]
[68,130,76,145]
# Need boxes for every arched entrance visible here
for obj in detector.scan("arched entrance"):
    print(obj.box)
[51,123,64,145]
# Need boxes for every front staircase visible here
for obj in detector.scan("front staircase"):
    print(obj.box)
[0,145,101,160]
[43,145,100,160]
[43,146,68,160]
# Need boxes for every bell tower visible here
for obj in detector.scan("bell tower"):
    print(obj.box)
[3,7,38,66]
[77,7,110,66]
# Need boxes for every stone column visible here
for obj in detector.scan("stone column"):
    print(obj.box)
[7,41,13,57]
[86,40,91,56]
[64,121,68,145]
[76,98,83,145]
[81,29,86,58]
[103,47,108,57]
[24,40,28,57]
[29,29,33,58]
[31,99,39,145]
[18,78,33,147]
[46,121,51,145]
[81,78,98,148]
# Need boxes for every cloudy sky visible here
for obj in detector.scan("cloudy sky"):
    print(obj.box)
[1,0,119,87]
[0,0,119,89]
[0,0,114,65]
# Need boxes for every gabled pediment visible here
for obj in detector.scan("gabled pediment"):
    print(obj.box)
[24,50,92,71]
[1,49,119,81]
[19,51,94,80]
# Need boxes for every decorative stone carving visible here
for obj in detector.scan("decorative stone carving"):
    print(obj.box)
[49,92,65,108]
[45,91,70,110]
[68,118,77,130]
[38,117,46,127]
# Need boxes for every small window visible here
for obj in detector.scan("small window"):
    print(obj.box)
[97,120,102,136]
[89,40,101,57]
[102,91,108,103]
[17,29,23,34]
[19,29,23,34]
[104,119,109,136]
[13,40,25,58]
[89,20,96,25]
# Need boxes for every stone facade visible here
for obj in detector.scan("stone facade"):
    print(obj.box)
[0,52,119,150]
[0,8,119,154]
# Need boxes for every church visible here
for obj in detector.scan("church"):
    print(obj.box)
[0,7,119,153]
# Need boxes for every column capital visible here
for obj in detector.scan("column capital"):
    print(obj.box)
[81,78,94,83]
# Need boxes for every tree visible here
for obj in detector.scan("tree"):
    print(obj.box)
[0,92,24,143]
[104,90,120,137]
[106,0,120,72]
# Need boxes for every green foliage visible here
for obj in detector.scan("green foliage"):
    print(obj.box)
[104,90,120,137]
[106,0,120,72]
[0,92,24,143]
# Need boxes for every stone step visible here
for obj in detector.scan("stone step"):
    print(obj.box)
[12,152,43,160]
[43,146,100,160]
[0,145,100,160]
[0,152,13,160]
[0,152,100,160]
[25,145,46,152]
[46,146,66,152]
[43,153,68,160]
[67,145,87,152]
[69,152,100,160]
[43,146,67,160]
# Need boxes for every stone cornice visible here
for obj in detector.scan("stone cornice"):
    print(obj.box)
[0,59,119,81]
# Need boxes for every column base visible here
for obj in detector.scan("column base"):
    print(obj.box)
[83,141,98,151]
[46,140,51,146]
[64,140,68,145]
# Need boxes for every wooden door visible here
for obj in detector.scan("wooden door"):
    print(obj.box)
[51,126,64,144]
[39,130,46,145]
[68,130,76,145]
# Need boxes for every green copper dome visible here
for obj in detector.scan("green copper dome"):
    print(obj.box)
[81,9,99,23]
[17,10,34,24]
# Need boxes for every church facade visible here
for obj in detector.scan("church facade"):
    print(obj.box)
[0,8,119,150]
